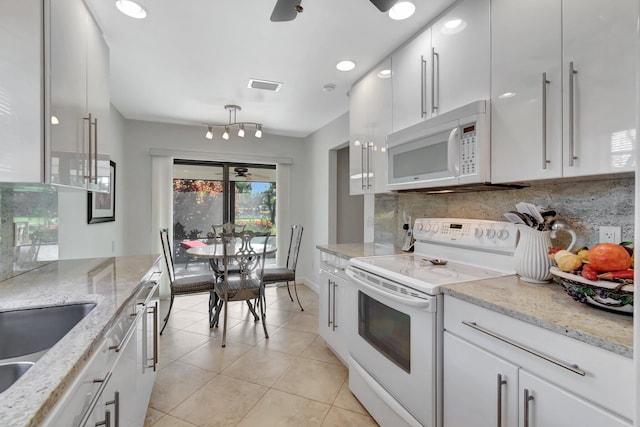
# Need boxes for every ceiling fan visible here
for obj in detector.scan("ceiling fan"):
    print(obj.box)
[270,0,399,22]
[234,167,252,179]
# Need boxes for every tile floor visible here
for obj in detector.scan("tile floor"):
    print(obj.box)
[144,283,378,426]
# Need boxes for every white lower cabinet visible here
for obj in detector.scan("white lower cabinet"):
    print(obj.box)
[443,296,633,427]
[318,252,350,364]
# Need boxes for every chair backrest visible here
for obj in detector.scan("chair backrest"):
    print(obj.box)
[159,228,176,282]
[286,225,304,271]
[220,230,271,295]
[212,223,246,237]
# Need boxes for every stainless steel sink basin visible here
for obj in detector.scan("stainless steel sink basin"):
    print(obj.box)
[0,362,34,393]
[0,303,97,360]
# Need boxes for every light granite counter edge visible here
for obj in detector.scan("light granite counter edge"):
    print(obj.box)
[441,286,633,359]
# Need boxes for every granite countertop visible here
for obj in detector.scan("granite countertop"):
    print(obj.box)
[316,242,405,259]
[442,275,633,358]
[0,254,161,427]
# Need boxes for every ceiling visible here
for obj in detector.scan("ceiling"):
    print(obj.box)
[85,0,456,138]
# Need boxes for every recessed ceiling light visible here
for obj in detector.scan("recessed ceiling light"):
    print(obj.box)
[499,92,516,99]
[116,0,147,19]
[336,60,356,72]
[389,1,415,20]
[377,69,391,79]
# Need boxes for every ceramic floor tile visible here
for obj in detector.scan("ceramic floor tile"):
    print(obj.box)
[159,329,212,361]
[171,294,211,310]
[164,309,208,330]
[258,326,316,355]
[281,311,319,334]
[273,357,348,404]
[179,338,253,373]
[222,346,295,387]
[223,319,270,346]
[321,406,379,427]
[237,388,330,427]
[260,307,298,327]
[170,374,268,427]
[149,361,217,413]
[301,336,344,365]
[332,378,369,415]
[144,407,164,426]
[150,414,198,427]
[181,315,242,337]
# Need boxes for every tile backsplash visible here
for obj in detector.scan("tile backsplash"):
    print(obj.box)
[375,177,634,250]
[0,184,59,281]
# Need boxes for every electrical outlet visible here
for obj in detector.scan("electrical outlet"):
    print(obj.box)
[599,226,621,243]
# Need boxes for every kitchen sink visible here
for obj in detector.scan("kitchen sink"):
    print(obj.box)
[0,362,34,394]
[0,303,97,360]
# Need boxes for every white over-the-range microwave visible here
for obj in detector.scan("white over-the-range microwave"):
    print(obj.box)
[387,100,490,191]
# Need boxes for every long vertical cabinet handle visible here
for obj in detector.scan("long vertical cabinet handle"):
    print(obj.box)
[93,117,99,184]
[366,143,372,189]
[431,48,439,114]
[541,73,550,169]
[83,113,93,180]
[496,374,507,427]
[105,391,120,427]
[95,410,111,427]
[420,55,427,118]
[360,145,365,190]
[568,62,578,166]
[327,279,332,327]
[152,301,158,370]
[523,388,534,427]
[332,280,338,331]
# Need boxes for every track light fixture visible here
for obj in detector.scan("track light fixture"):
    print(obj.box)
[203,105,263,141]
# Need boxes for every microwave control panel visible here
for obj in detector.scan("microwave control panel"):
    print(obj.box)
[460,123,477,175]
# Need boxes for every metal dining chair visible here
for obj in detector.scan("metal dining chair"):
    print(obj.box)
[261,224,304,311]
[210,223,247,281]
[159,228,217,335]
[211,230,271,347]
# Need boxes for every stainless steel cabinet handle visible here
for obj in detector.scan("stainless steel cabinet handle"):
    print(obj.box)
[497,374,507,427]
[360,145,365,190]
[421,55,427,118]
[541,73,550,169]
[95,410,111,427]
[83,113,93,180]
[366,143,372,189]
[332,280,338,331]
[462,321,585,376]
[93,117,99,184]
[105,391,120,427]
[431,48,439,114]
[523,388,534,427]
[327,279,332,327]
[152,301,158,370]
[109,315,138,353]
[80,372,112,427]
[568,62,578,166]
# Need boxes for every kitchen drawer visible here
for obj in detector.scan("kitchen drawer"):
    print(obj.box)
[444,296,633,421]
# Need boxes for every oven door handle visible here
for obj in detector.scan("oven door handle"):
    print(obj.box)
[346,269,435,310]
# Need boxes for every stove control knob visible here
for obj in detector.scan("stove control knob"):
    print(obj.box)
[431,224,439,233]
[486,228,496,239]
[423,223,430,232]
[415,223,423,232]
[474,227,483,238]
[497,229,510,240]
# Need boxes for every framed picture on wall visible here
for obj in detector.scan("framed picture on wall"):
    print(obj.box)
[88,160,116,224]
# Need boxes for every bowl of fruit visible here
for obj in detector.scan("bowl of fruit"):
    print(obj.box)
[549,243,634,314]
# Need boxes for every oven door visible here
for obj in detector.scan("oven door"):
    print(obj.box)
[346,267,441,427]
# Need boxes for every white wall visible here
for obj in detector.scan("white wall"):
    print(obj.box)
[301,113,350,291]
[58,105,127,259]
[119,119,309,273]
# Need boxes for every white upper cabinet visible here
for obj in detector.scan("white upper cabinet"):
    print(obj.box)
[0,0,110,190]
[391,0,490,133]
[492,0,636,183]
[349,57,392,195]
[391,29,431,132]
[561,0,636,177]
[430,0,490,116]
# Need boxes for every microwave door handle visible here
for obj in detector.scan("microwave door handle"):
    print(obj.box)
[448,127,460,176]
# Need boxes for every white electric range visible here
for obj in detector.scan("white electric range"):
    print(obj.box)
[346,218,518,427]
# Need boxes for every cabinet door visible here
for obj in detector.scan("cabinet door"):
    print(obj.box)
[102,323,138,427]
[49,0,90,188]
[443,332,518,427]
[367,58,391,194]
[349,76,369,195]
[0,0,44,183]
[491,0,562,183]
[431,0,490,115]
[331,273,349,363]
[391,29,431,132]
[319,269,336,346]
[519,370,631,427]
[561,0,637,177]
[85,11,112,192]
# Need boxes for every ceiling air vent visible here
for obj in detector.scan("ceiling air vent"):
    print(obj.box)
[248,78,283,92]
